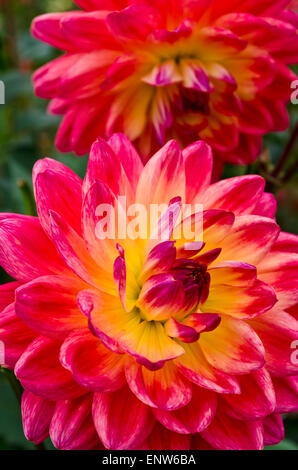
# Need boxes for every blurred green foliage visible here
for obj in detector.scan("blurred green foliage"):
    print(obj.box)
[0,0,297,451]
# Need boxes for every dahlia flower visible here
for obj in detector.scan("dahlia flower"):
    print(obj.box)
[0,134,298,450]
[31,0,298,165]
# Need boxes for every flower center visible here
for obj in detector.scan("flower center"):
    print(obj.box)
[180,88,210,114]
[170,259,210,313]
[137,257,210,323]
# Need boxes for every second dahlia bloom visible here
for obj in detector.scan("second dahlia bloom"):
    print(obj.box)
[32,0,298,164]
[0,134,298,449]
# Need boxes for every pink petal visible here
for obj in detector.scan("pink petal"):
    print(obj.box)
[0,304,36,368]
[143,423,191,450]
[106,5,160,41]
[140,241,176,282]
[218,215,280,265]
[49,210,101,288]
[108,133,143,195]
[0,216,68,281]
[165,317,200,343]
[137,273,185,321]
[183,140,213,203]
[263,414,284,446]
[209,261,257,286]
[142,61,182,86]
[50,394,100,450]
[200,317,265,374]
[81,179,119,275]
[15,336,85,400]
[221,369,276,420]
[59,50,117,100]
[83,137,130,199]
[21,391,55,444]
[136,140,185,206]
[15,275,87,340]
[33,158,83,236]
[0,281,22,311]
[125,359,192,410]
[248,309,298,377]
[31,13,75,51]
[272,232,298,254]
[201,412,264,450]
[61,11,118,51]
[272,376,298,413]
[258,252,298,309]
[204,280,277,319]
[33,54,79,99]
[60,329,125,392]
[148,197,182,249]
[201,175,265,215]
[175,342,241,394]
[92,386,154,450]
[184,313,221,333]
[181,59,212,92]
[154,385,217,434]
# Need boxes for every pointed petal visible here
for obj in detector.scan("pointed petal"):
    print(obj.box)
[221,369,276,420]
[140,241,176,283]
[154,386,217,434]
[60,330,125,392]
[92,386,154,450]
[0,216,68,281]
[201,175,265,215]
[263,414,284,446]
[137,273,185,322]
[108,133,143,195]
[272,376,298,413]
[33,158,82,236]
[218,215,280,265]
[50,394,100,450]
[15,276,87,340]
[175,342,240,394]
[15,336,85,400]
[125,359,192,411]
[183,141,213,203]
[165,317,200,343]
[0,304,36,368]
[248,310,298,377]
[204,280,277,319]
[209,261,257,286]
[184,313,221,333]
[258,253,298,310]
[200,317,265,374]
[0,281,22,311]
[143,423,191,450]
[136,140,185,206]
[49,210,104,288]
[201,412,264,450]
[21,391,55,445]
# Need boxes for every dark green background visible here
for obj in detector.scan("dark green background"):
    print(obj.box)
[0,0,297,450]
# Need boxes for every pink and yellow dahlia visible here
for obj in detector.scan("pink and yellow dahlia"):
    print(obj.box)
[32,0,298,165]
[0,134,298,449]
